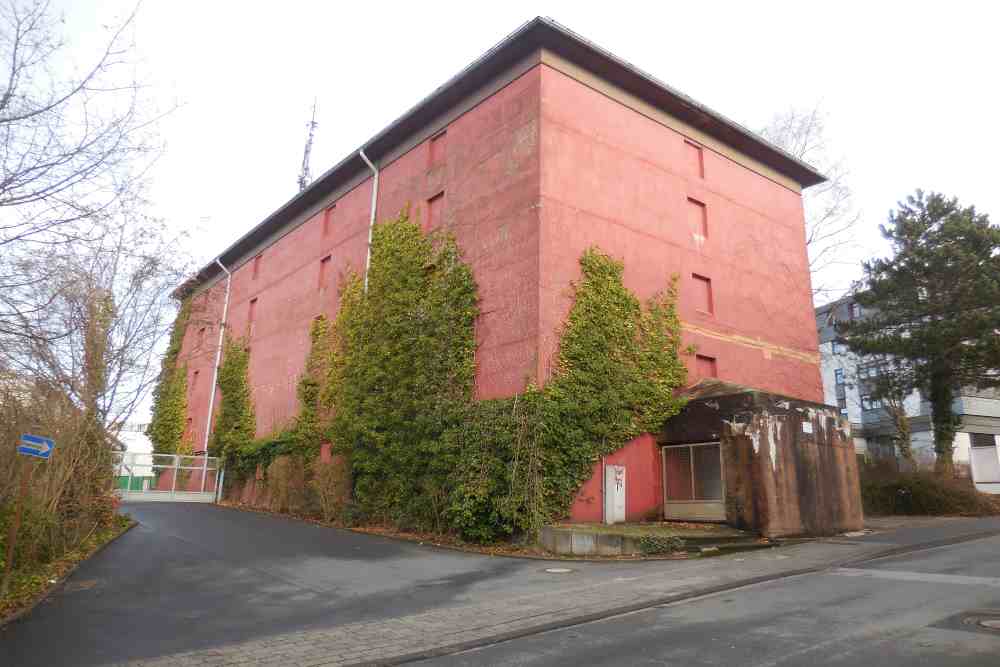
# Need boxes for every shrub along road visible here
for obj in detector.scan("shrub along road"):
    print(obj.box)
[1,504,999,666]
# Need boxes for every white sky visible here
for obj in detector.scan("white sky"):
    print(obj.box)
[53,1,999,421]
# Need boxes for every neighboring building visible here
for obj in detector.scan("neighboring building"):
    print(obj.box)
[114,422,155,491]
[175,18,830,521]
[816,296,1000,493]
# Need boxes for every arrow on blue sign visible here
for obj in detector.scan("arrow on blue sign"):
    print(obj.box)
[18,433,54,460]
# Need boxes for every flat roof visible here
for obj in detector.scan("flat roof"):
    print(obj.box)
[176,16,826,297]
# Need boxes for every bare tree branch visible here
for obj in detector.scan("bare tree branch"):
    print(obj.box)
[760,104,862,303]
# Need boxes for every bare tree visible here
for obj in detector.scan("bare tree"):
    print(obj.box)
[0,0,161,339]
[0,207,190,436]
[759,105,861,302]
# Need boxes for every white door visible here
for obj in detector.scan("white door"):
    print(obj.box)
[604,465,626,524]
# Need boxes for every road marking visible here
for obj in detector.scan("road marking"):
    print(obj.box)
[832,567,1000,588]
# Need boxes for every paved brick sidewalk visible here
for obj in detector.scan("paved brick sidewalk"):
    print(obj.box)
[122,540,878,667]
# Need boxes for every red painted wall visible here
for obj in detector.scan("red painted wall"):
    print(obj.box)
[537,64,822,403]
[177,67,542,450]
[570,434,663,522]
[178,61,822,525]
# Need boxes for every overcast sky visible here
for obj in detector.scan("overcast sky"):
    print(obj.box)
[59,1,998,287]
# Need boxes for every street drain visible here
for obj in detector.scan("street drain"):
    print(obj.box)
[961,611,1000,630]
[931,609,1000,635]
[544,567,574,574]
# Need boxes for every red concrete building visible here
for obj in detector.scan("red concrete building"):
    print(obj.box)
[175,18,826,524]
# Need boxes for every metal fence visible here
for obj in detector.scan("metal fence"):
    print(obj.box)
[114,451,223,503]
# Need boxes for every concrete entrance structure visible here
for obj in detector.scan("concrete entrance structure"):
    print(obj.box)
[661,380,864,537]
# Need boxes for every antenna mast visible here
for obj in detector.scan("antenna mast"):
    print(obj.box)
[298,99,318,192]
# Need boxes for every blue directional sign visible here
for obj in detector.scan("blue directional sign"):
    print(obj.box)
[17,433,54,460]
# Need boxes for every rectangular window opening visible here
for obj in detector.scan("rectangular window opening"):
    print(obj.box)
[684,139,705,178]
[971,433,997,448]
[318,255,332,290]
[322,205,335,237]
[427,191,445,229]
[695,354,718,379]
[252,254,262,280]
[248,298,258,337]
[429,130,447,167]
[692,274,714,314]
[687,197,708,241]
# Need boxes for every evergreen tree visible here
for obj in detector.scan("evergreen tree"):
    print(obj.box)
[840,191,1000,472]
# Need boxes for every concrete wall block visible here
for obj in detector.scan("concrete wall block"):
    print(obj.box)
[553,529,573,555]
[539,526,555,552]
[570,532,596,556]
[596,533,623,556]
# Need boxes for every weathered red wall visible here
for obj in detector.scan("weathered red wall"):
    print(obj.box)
[537,64,822,403]
[177,67,542,449]
[178,61,823,527]
[570,434,663,522]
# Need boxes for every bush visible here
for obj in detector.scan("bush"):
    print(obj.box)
[338,502,366,528]
[637,534,686,555]
[861,471,1000,516]
[310,457,351,523]
[266,455,307,514]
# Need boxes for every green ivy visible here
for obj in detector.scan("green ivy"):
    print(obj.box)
[319,213,687,542]
[147,298,192,454]
[217,211,688,542]
[325,212,478,530]
[446,250,687,541]
[292,315,333,460]
[210,336,257,467]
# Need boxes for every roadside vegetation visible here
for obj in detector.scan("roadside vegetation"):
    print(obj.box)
[1,1,179,614]
[839,192,1000,474]
[860,463,1000,516]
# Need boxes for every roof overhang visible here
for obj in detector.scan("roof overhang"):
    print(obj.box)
[174,17,826,299]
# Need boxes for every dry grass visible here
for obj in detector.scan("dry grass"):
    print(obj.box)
[1,515,132,622]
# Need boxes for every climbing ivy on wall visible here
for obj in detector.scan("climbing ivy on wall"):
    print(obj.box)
[147,298,192,454]
[318,212,688,542]
[446,250,688,541]
[210,336,257,469]
[293,314,334,458]
[325,212,479,530]
[217,211,688,543]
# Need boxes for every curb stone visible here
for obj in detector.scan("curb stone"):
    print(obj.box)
[359,526,1000,666]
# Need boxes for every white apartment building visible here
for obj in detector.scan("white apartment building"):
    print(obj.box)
[815,297,1000,493]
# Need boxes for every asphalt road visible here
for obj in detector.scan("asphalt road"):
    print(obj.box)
[3,503,1000,666]
[426,535,1000,666]
[0,502,534,666]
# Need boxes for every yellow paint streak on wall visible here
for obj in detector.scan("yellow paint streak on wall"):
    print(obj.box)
[681,321,820,365]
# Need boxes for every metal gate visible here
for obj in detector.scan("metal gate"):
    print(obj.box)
[114,451,223,503]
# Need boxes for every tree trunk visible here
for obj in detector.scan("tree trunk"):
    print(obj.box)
[928,370,958,477]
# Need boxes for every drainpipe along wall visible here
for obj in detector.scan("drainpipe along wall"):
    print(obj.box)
[201,258,232,491]
[359,148,379,292]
